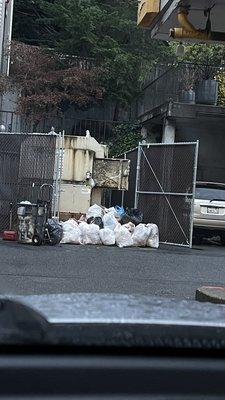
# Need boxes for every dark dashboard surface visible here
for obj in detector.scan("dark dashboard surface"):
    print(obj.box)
[0,294,225,397]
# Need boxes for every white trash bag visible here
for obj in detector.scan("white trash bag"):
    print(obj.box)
[86,204,104,220]
[104,207,118,217]
[132,224,150,247]
[146,223,159,249]
[61,227,82,244]
[62,219,78,232]
[123,222,135,233]
[61,220,82,244]
[82,223,101,245]
[102,213,118,231]
[115,225,133,248]
[79,222,89,244]
[100,228,115,246]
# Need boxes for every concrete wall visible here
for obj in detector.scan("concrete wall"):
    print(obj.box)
[62,135,108,182]
[176,118,225,183]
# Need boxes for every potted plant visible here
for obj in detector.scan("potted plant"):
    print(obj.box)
[179,63,196,104]
[195,64,219,106]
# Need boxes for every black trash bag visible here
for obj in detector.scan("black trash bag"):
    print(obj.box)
[46,218,63,245]
[121,208,143,226]
[87,216,104,229]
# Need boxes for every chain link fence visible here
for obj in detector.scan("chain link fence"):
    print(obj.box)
[136,143,198,247]
[0,133,58,233]
[111,142,198,247]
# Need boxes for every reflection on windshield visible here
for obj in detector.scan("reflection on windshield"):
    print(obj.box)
[195,187,225,201]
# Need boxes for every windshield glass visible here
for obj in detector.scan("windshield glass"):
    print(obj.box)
[196,187,225,201]
[2,0,225,350]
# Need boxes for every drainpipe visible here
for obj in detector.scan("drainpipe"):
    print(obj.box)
[170,7,225,42]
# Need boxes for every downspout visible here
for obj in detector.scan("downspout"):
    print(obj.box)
[170,8,209,40]
[170,7,225,42]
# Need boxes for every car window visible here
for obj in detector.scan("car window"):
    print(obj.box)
[196,187,225,201]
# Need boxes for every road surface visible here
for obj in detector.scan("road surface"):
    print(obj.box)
[0,240,225,300]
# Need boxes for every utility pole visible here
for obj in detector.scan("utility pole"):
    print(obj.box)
[0,0,14,128]
[0,0,6,74]
[0,0,14,75]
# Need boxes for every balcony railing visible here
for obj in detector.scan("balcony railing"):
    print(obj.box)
[137,62,225,118]
[0,110,121,142]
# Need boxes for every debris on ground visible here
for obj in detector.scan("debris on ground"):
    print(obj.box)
[60,204,159,248]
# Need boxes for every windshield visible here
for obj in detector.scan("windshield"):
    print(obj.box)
[196,186,225,201]
[1,0,225,350]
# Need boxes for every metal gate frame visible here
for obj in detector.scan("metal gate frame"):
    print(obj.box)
[0,131,63,232]
[134,141,199,248]
[52,130,64,219]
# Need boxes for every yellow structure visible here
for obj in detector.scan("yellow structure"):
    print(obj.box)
[137,0,160,27]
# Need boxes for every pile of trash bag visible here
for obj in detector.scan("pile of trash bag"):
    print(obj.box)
[46,218,63,245]
[60,204,159,249]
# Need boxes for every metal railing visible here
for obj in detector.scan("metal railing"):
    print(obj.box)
[0,111,121,141]
[137,62,225,117]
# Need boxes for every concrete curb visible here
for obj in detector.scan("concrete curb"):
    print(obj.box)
[196,286,225,304]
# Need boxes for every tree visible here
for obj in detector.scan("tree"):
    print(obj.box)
[109,122,142,156]
[176,43,225,66]
[1,41,103,127]
[12,0,56,45]
[12,0,174,120]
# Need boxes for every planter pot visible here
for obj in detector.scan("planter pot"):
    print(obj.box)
[195,79,218,106]
[180,89,195,104]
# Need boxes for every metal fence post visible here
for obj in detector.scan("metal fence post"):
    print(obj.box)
[52,132,61,218]
[121,152,126,208]
[189,140,199,248]
[57,129,65,219]
[134,143,141,209]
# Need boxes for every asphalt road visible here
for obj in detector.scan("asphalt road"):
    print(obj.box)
[1,239,225,300]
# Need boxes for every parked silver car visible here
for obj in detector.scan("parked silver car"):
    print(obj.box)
[194,182,225,244]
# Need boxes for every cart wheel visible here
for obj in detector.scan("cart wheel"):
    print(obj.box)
[32,235,42,246]
[49,236,58,246]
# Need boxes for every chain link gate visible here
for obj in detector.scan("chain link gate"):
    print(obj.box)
[135,142,199,247]
[0,133,62,233]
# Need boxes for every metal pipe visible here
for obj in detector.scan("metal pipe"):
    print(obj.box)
[189,140,199,249]
[170,27,209,40]
[57,130,64,220]
[170,7,225,42]
[137,191,192,196]
[121,152,126,208]
[177,8,196,32]
[134,144,141,209]
[52,133,60,218]
[140,142,197,146]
